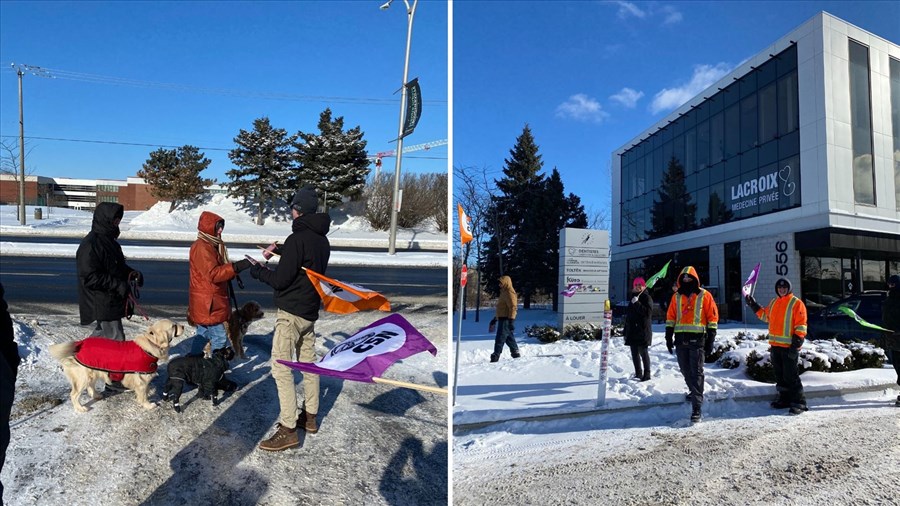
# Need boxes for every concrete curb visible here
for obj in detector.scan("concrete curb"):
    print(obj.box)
[452,382,899,434]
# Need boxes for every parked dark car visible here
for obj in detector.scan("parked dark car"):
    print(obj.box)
[806,291,889,343]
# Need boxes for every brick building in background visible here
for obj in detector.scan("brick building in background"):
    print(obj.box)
[0,174,160,211]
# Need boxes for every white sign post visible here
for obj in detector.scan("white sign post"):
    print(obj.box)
[597,300,612,406]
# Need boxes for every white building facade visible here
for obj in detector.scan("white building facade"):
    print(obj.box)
[610,12,900,322]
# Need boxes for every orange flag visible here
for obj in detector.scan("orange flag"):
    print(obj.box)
[305,268,391,314]
[458,203,473,244]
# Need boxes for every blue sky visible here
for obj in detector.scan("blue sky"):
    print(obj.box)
[453,0,900,218]
[0,1,448,182]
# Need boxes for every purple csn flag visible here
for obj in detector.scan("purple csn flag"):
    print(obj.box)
[742,263,761,296]
[560,283,582,297]
[277,313,437,383]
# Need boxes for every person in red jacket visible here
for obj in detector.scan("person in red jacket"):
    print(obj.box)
[187,211,251,360]
[746,278,809,415]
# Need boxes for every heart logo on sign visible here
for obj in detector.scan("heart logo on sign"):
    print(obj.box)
[780,165,796,196]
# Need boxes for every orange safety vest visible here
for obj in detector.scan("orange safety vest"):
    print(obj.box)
[666,289,719,333]
[755,294,807,347]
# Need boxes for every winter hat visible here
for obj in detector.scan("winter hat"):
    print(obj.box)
[633,277,646,288]
[290,186,318,214]
[888,275,900,286]
[775,278,792,294]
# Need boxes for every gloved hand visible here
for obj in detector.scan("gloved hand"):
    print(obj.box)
[665,327,674,354]
[130,270,144,287]
[249,263,263,279]
[705,329,716,355]
[116,279,128,298]
[233,259,252,273]
[745,295,761,313]
[261,242,282,260]
[631,296,638,303]
[790,334,803,350]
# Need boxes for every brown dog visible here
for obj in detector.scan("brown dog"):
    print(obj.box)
[49,319,185,412]
[193,301,264,359]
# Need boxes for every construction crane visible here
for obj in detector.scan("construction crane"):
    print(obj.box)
[370,139,448,177]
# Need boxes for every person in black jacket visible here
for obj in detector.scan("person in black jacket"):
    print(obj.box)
[624,277,653,381]
[76,202,143,342]
[1,283,20,500]
[883,274,900,407]
[250,186,330,452]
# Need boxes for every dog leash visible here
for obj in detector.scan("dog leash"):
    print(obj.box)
[126,275,150,321]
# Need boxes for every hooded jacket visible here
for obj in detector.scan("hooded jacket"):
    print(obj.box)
[754,278,807,348]
[256,213,331,321]
[665,266,718,335]
[882,282,900,343]
[188,211,238,326]
[76,202,135,325]
[496,276,518,320]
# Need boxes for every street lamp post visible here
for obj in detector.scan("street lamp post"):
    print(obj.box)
[381,0,418,255]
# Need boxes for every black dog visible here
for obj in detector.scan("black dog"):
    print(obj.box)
[162,347,235,413]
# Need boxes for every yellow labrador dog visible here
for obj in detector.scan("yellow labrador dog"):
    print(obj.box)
[50,319,185,412]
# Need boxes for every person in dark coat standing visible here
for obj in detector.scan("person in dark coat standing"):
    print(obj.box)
[1,283,20,502]
[250,186,330,452]
[882,274,900,407]
[624,277,653,381]
[76,202,143,342]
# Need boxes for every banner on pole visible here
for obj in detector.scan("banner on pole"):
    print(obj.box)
[458,203,473,244]
[401,78,421,139]
[837,306,894,333]
[645,260,671,289]
[278,313,437,383]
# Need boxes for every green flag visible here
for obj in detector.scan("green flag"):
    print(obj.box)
[837,306,894,333]
[645,260,672,289]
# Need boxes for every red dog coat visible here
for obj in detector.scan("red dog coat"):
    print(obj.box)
[73,337,159,382]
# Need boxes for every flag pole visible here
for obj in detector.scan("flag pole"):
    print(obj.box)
[373,377,448,395]
[452,242,470,406]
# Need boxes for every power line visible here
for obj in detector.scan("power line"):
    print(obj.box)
[0,134,446,159]
[1,65,448,105]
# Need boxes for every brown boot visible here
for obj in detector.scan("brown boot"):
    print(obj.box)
[299,409,318,434]
[258,423,299,451]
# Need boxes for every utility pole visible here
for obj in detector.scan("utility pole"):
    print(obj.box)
[14,64,26,225]
[11,63,52,225]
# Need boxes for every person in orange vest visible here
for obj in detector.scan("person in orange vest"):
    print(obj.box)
[745,278,808,415]
[665,266,718,423]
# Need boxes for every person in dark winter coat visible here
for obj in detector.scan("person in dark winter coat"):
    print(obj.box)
[250,186,330,451]
[882,274,900,407]
[489,275,520,363]
[624,277,653,381]
[76,202,143,342]
[746,278,809,415]
[187,211,252,357]
[665,266,718,423]
[1,283,20,499]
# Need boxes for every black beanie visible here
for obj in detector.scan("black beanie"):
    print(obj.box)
[291,187,318,214]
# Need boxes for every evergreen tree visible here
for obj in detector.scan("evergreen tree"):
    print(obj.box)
[227,117,298,225]
[649,157,697,238]
[701,191,734,226]
[293,108,370,210]
[481,125,546,308]
[137,145,213,213]
[538,168,589,311]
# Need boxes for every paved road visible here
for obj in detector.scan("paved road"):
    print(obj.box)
[0,256,447,316]
[0,235,408,253]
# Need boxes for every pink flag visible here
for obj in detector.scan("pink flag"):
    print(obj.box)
[560,283,582,297]
[742,263,761,296]
[277,313,437,383]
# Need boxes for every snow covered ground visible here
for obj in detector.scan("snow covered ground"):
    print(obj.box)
[452,307,900,505]
[0,198,447,266]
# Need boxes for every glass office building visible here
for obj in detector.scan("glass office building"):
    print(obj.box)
[610,12,900,321]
